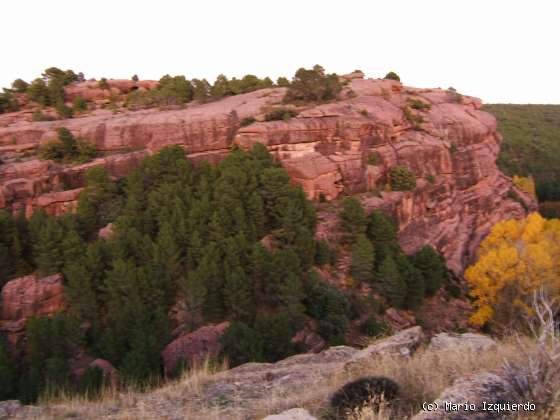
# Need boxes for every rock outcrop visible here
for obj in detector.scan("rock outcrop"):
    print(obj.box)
[262,408,317,420]
[344,326,423,372]
[0,274,64,351]
[428,332,497,353]
[0,76,536,271]
[161,321,230,376]
[4,327,533,420]
[411,372,517,420]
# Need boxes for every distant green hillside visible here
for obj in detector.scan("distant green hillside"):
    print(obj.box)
[483,104,560,203]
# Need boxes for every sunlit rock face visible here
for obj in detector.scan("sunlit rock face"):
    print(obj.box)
[0,76,535,272]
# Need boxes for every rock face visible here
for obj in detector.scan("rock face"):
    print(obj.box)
[344,326,423,372]
[428,332,497,353]
[0,77,536,271]
[161,321,230,376]
[0,274,65,350]
[262,408,317,420]
[0,400,24,418]
[411,372,517,419]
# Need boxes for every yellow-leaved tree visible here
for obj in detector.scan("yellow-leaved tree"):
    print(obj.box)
[512,175,536,198]
[466,212,560,331]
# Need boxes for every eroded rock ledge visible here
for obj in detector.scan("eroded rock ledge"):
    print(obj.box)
[0,77,535,271]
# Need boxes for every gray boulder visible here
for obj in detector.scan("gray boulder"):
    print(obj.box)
[262,408,317,420]
[429,332,497,353]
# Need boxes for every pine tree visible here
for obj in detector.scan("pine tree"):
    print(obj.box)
[367,210,396,244]
[378,256,407,308]
[392,251,425,309]
[255,313,296,362]
[339,197,366,241]
[61,225,85,266]
[64,261,98,323]
[278,271,306,323]
[34,217,64,276]
[350,234,375,282]
[211,74,230,99]
[405,265,425,309]
[220,322,263,367]
[247,191,265,240]
[0,210,17,285]
[250,243,273,299]
[0,338,16,400]
[192,78,210,101]
[153,222,182,278]
[223,267,254,322]
[411,245,447,296]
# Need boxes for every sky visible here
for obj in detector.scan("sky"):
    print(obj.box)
[1,1,558,104]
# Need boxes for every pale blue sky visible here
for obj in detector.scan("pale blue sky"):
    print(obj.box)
[1,0,558,103]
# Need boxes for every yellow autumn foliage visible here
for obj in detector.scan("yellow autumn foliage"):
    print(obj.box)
[466,213,560,330]
[512,175,536,198]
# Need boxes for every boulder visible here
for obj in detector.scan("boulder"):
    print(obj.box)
[70,353,120,389]
[90,358,119,389]
[385,307,415,329]
[0,273,64,322]
[262,408,317,420]
[344,326,423,372]
[0,401,23,418]
[411,372,517,419]
[98,222,115,239]
[291,320,327,353]
[428,332,497,353]
[0,273,65,351]
[161,321,230,376]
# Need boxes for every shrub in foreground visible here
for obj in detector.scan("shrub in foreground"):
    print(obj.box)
[331,376,399,416]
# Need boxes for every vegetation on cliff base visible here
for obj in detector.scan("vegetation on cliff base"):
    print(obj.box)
[466,212,560,332]
[0,144,323,401]
[340,200,448,310]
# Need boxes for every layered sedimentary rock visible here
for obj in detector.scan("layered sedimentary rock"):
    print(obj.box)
[0,76,535,271]
[0,274,65,351]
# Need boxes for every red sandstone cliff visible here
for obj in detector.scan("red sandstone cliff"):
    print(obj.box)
[0,76,535,272]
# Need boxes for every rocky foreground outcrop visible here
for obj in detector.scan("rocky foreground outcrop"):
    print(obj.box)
[0,75,535,271]
[1,328,531,420]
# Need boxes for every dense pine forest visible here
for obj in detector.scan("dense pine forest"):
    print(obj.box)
[485,104,560,218]
[0,144,447,403]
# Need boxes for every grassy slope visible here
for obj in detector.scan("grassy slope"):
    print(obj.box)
[483,104,560,184]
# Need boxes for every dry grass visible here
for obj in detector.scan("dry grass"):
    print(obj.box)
[32,336,541,419]
[502,292,560,419]
[38,358,228,419]
[345,336,532,418]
